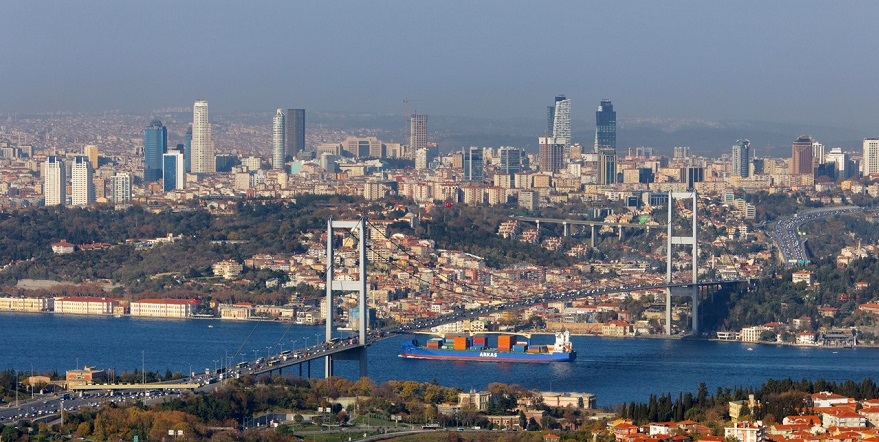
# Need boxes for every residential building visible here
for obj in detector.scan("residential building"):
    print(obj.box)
[272,109,285,169]
[71,156,95,207]
[110,173,132,205]
[732,139,750,178]
[83,144,99,169]
[213,260,243,279]
[724,422,765,442]
[863,138,879,176]
[143,119,167,182]
[191,100,214,173]
[538,137,565,174]
[43,155,65,206]
[51,239,75,254]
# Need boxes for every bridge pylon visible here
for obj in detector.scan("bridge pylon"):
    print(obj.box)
[665,192,699,336]
[325,217,368,378]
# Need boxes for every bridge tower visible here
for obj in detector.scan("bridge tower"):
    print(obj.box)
[325,217,368,378]
[665,192,699,336]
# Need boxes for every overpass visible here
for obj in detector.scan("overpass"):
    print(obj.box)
[510,215,656,246]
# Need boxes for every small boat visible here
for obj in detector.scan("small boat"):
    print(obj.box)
[114,314,122,318]
[747,347,753,351]
[208,325,214,328]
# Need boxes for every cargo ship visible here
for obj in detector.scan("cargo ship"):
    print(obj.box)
[400,331,575,363]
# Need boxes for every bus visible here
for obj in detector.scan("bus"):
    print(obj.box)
[421,424,440,430]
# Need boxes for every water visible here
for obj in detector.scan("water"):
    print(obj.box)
[3,313,877,407]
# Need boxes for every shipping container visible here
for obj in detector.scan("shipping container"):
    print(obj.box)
[453,336,468,350]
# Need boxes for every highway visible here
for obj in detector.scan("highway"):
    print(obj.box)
[772,206,861,267]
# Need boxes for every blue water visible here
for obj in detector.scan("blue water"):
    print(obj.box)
[2,313,877,407]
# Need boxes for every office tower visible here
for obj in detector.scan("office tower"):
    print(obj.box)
[595,100,616,153]
[790,135,814,176]
[863,138,879,176]
[43,156,65,206]
[463,146,484,182]
[731,139,751,178]
[538,137,565,174]
[825,148,849,179]
[110,173,131,205]
[272,109,285,169]
[547,95,571,144]
[812,141,825,166]
[184,125,192,173]
[284,109,306,157]
[498,147,523,174]
[163,151,185,192]
[673,146,690,158]
[191,100,215,173]
[409,114,427,156]
[685,166,704,190]
[597,151,617,185]
[71,156,95,207]
[143,119,168,182]
[83,144,99,169]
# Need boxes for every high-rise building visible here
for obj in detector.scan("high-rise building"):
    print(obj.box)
[143,119,167,182]
[409,114,427,156]
[163,151,185,192]
[83,144,99,169]
[731,139,751,178]
[463,146,484,182]
[414,148,429,170]
[595,100,616,153]
[538,137,565,174]
[791,135,814,176]
[191,100,214,173]
[597,151,617,185]
[43,156,65,207]
[110,173,131,205]
[863,138,879,177]
[825,147,849,179]
[284,109,305,157]
[549,95,571,144]
[498,147,523,175]
[673,146,691,158]
[812,141,825,166]
[272,109,285,169]
[184,125,192,173]
[71,156,95,207]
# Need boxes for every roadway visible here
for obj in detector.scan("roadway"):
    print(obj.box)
[772,206,861,267]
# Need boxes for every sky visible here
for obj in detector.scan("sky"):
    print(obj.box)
[1,1,878,131]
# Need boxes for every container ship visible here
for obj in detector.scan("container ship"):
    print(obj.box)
[400,331,575,363]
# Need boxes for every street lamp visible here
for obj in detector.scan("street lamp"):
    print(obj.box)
[266,346,272,359]
[142,350,146,385]
[252,349,259,361]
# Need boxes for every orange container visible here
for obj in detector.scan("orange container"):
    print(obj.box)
[453,336,468,350]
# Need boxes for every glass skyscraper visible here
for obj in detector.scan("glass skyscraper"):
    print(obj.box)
[285,109,306,157]
[595,100,616,153]
[546,95,571,144]
[163,151,185,192]
[184,125,192,173]
[463,146,484,182]
[143,119,167,182]
[731,139,751,178]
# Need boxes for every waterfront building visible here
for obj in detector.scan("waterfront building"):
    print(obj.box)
[285,108,306,157]
[143,119,167,182]
[110,173,131,205]
[595,100,616,153]
[538,137,565,174]
[130,299,198,318]
[0,297,53,312]
[463,146,484,182]
[191,100,214,173]
[54,297,121,315]
[43,155,65,206]
[71,156,95,207]
[864,138,879,176]
[272,109,285,169]
[410,113,427,156]
[65,366,107,388]
[162,151,185,191]
[219,303,253,319]
[732,139,750,178]
[791,135,814,176]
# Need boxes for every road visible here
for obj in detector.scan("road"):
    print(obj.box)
[772,206,861,267]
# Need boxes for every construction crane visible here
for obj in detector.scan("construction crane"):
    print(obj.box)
[402,99,424,144]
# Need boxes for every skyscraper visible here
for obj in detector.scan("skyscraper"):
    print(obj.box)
[538,137,565,174]
[163,151,185,192]
[548,95,571,144]
[498,147,523,175]
[863,138,879,177]
[272,109,285,169]
[597,151,617,185]
[791,135,814,176]
[731,139,751,178]
[83,144,99,169]
[43,156,65,207]
[463,146,484,182]
[191,100,215,173]
[409,114,427,156]
[143,119,167,182]
[184,125,192,173]
[284,109,306,157]
[110,173,131,205]
[71,156,95,207]
[595,100,616,153]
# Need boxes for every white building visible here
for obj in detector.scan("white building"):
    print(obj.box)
[724,422,765,442]
[191,100,215,173]
[54,297,121,315]
[213,260,243,279]
[110,173,132,205]
[43,156,65,206]
[162,151,186,191]
[130,299,197,318]
[740,325,771,343]
[272,109,285,169]
[0,297,53,312]
[864,138,879,176]
[71,156,95,207]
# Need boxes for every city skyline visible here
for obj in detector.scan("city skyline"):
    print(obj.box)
[1,2,878,133]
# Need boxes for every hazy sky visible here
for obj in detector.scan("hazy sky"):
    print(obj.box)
[1,1,878,130]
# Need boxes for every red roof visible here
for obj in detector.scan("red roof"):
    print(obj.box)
[57,297,122,303]
[134,299,198,305]
[52,240,74,247]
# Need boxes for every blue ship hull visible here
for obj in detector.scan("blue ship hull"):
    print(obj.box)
[400,341,576,363]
